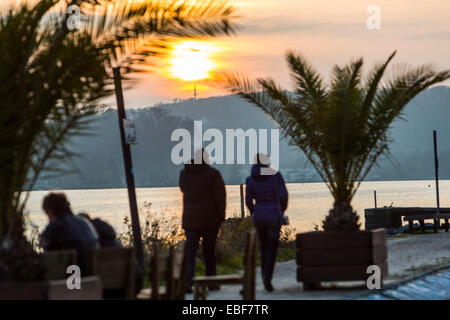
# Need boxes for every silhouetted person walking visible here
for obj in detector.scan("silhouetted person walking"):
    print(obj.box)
[179,149,226,292]
[40,193,99,274]
[245,153,288,292]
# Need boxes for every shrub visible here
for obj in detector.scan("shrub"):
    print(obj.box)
[118,208,298,276]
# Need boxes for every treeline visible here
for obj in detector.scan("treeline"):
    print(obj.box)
[34,86,450,189]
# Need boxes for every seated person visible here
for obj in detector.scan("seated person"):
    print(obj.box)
[77,213,143,297]
[78,213,122,248]
[40,193,99,274]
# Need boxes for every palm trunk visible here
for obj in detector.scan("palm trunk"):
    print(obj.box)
[322,200,360,232]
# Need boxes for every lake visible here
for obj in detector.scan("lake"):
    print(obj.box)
[24,180,450,236]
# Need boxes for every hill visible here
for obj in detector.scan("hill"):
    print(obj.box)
[34,86,450,189]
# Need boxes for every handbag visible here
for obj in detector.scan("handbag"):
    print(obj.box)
[274,176,289,226]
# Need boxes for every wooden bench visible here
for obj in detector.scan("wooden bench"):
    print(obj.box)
[193,230,257,300]
[46,276,103,300]
[41,250,77,280]
[0,277,102,300]
[88,248,136,299]
[137,241,188,300]
[403,214,450,233]
[171,241,188,299]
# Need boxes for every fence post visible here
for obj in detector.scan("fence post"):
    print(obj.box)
[240,184,245,219]
[374,190,377,209]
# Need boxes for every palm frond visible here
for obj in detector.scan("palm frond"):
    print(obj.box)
[70,0,238,73]
[222,51,450,230]
[0,0,237,238]
[286,51,327,108]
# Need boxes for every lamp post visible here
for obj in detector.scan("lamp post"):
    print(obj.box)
[113,67,144,267]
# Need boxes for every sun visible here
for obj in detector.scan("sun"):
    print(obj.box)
[169,41,217,81]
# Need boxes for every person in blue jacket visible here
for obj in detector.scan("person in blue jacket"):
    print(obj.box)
[245,153,288,292]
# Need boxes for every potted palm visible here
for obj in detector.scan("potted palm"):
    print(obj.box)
[0,0,236,298]
[223,51,450,289]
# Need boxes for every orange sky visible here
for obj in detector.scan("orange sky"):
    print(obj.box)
[113,0,450,107]
[4,0,450,107]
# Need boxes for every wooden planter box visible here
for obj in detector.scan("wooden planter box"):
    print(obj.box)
[0,276,102,300]
[296,228,388,289]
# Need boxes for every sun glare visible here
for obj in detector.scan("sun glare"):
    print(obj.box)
[169,41,217,81]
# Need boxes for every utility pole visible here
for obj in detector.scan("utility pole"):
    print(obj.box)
[433,130,440,215]
[113,67,144,267]
[194,83,197,101]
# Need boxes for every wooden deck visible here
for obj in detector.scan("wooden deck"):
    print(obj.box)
[365,207,450,230]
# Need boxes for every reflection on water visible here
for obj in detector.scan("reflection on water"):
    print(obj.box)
[25,180,450,234]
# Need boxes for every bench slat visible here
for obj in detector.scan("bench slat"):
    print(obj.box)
[193,274,243,285]
[403,214,450,221]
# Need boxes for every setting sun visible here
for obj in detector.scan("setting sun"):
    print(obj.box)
[169,41,217,81]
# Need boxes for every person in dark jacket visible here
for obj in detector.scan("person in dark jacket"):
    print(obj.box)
[40,193,99,274]
[78,213,122,248]
[245,153,288,292]
[78,213,144,297]
[179,149,226,292]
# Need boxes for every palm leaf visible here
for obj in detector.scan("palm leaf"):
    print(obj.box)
[221,51,450,231]
[0,0,237,238]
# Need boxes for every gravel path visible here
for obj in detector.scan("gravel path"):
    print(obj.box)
[186,231,450,300]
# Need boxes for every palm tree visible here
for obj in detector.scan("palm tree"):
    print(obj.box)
[0,0,237,242]
[223,51,450,231]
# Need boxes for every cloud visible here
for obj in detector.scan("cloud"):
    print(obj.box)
[241,16,326,35]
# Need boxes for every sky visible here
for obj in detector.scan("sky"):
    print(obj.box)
[4,0,450,107]
[116,0,450,108]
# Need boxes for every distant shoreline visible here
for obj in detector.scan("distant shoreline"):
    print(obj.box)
[28,178,449,192]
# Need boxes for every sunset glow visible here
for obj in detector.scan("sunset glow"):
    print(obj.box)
[169,41,217,81]
[97,0,450,107]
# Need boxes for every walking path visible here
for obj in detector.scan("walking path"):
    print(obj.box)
[358,266,450,300]
[186,231,450,300]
